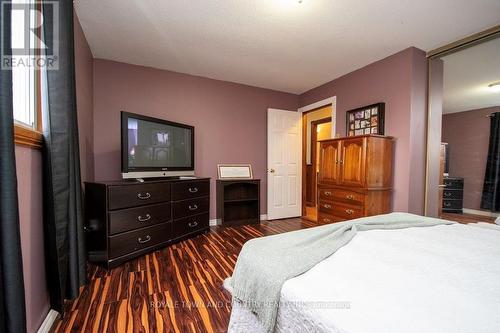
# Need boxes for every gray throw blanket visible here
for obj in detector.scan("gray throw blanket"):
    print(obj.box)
[224,213,453,333]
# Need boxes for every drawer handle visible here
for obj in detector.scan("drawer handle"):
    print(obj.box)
[346,195,354,200]
[188,221,198,228]
[323,204,332,209]
[138,235,151,244]
[324,191,332,196]
[137,192,151,200]
[444,192,452,197]
[345,209,354,215]
[323,218,332,223]
[188,187,198,193]
[189,204,198,211]
[137,214,151,222]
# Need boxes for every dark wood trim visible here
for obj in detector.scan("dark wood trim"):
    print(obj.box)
[301,113,308,216]
[309,117,331,207]
[14,124,43,149]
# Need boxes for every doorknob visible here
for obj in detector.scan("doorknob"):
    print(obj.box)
[269,168,275,173]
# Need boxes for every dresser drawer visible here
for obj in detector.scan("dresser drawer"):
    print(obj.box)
[108,222,171,259]
[171,181,209,201]
[108,183,170,210]
[443,189,463,200]
[317,212,344,224]
[109,202,171,235]
[318,201,363,220]
[443,178,464,189]
[443,199,463,210]
[172,197,209,219]
[332,189,364,206]
[172,213,209,239]
[331,202,363,220]
[318,200,335,215]
[318,188,334,201]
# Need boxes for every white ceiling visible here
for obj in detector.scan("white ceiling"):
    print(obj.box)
[74,0,500,94]
[442,37,500,114]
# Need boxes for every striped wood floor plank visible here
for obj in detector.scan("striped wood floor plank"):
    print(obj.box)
[53,218,316,333]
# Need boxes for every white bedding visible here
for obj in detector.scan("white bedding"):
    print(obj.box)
[228,223,500,333]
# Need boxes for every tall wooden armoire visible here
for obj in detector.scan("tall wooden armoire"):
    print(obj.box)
[317,135,394,224]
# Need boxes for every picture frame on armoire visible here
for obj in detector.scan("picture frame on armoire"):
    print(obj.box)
[346,103,385,136]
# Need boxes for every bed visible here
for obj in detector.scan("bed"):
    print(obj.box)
[227,219,500,333]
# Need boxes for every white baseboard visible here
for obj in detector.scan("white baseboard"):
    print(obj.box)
[37,309,59,333]
[209,218,220,226]
[463,208,500,218]
[209,214,268,226]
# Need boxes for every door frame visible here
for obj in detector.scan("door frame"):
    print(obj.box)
[298,96,337,217]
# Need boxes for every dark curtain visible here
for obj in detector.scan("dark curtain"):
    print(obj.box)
[481,112,500,212]
[0,2,27,333]
[42,0,86,312]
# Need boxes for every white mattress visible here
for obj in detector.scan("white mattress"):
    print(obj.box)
[228,223,500,333]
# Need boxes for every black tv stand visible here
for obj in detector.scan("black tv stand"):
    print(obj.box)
[85,177,210,268]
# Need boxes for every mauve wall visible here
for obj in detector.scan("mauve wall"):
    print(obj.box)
[74,13,94,182]
[16,147,50,333]
[93,59,299,218]
[442,106,499,210]
[299,47,427,213]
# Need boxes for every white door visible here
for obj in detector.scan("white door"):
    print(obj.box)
[267,109,302,220]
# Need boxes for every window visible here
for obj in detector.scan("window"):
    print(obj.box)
[11,0,43,148]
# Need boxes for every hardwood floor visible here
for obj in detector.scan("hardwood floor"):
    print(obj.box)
[441,212,496,224]
[53,218,316,333]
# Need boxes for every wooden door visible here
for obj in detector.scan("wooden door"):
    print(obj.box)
[318,140,340,184]
[267,109,302,220]
[339,137,365,187]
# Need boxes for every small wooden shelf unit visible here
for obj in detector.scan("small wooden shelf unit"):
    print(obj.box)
[216,179,260,226]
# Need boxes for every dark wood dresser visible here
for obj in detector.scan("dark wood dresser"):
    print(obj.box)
[317,135,394,224]
[442,177,464,214]
[85,178,210,268]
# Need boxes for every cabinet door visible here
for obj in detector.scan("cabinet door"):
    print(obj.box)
[318,141,340,184]
[340,138,365,187]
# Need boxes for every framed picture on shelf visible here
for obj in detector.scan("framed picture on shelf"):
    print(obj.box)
[217,164,253,179]
[346,103,385,136]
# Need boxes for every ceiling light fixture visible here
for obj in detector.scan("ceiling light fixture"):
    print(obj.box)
[488,82,500,93]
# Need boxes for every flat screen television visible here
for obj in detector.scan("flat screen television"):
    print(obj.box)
[121,111,195,179]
